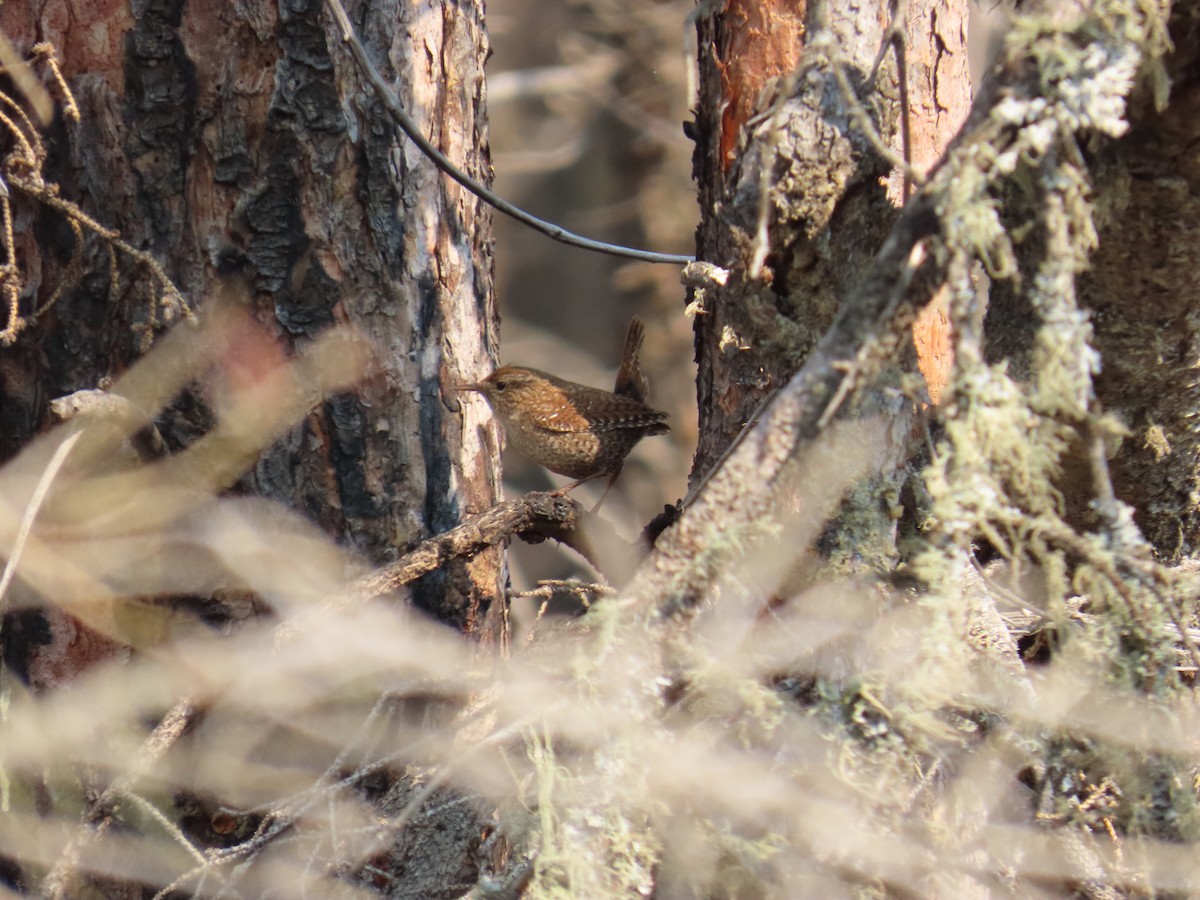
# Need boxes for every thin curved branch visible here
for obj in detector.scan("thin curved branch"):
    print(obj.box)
[322,0,694,267]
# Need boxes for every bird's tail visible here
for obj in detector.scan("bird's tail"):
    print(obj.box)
[613,316,650,404]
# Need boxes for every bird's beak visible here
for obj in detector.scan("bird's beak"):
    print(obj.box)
[453,381,485,394]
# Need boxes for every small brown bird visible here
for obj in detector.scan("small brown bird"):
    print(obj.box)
[457,318,668,497]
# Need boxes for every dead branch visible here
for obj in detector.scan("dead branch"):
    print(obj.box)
[347,491,625,600]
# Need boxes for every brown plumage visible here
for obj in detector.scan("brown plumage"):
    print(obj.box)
[457,318,668,483]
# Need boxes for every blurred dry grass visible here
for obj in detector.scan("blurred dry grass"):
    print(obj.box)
[2,309,1199,897]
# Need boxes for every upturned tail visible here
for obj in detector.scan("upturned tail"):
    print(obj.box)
[613,316,650,404]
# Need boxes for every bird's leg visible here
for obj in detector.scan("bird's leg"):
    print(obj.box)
[550,472,605,497]
[547,470,621,516]
[588,467,623,515]
[546,470,621,513]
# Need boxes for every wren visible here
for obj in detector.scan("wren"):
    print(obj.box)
[457,318,668,491]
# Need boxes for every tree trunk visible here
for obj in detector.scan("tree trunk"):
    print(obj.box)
[0,0,500,894]
[0,0,501,664]
[1079,11,1200,558]
[687,0,969,576]
[690,0,969,479]
[611,1,1200,896]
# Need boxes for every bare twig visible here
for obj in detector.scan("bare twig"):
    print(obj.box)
[870,0,916,201]
[31,42,80,122]
[270,489,635,652]
[6,172,191,330]
[50,388,167,460]
[42,697,200,899]
[512,579,616,602]
[346,492,601,601]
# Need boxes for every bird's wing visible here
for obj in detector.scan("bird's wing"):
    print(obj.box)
[518,381,595,433]
[520,382,667,434]
[570,389,669,433]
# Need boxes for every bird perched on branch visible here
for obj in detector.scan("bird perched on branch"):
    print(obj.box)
[457,318,668,503]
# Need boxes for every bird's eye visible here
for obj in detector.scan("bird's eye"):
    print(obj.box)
[494,380,507,392]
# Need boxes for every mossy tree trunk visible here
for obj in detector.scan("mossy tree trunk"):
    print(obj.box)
[1075,13,1200,559]
[687,0,969,573]
[603,1,1200,896]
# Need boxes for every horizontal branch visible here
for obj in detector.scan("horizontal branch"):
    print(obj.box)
[348,492,592,599]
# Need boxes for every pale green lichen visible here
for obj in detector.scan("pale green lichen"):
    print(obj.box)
[519,1,1195,896]
[903,0,1196,861]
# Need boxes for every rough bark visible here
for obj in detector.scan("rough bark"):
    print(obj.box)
[689,0,970,483]
[0,0,501,895]
[1080,9,1200,558]
[981,8,1200,561]
[0,0,501,651]
[685,0,969,582]
[902,0,971,403]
